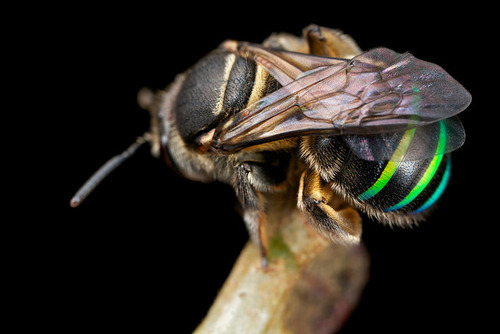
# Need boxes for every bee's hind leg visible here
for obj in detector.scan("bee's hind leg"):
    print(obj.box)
[297,169,362,244]
[303,24,362,58]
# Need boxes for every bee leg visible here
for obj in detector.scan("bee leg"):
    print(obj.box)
[297,169,362,244]
[303,24,361,58]
[242,206,269,269]
[235,162,270,268]
[234,159,289,269]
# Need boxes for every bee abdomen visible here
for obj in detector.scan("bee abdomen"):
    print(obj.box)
[351,154,451,215]
[302,133,452,224]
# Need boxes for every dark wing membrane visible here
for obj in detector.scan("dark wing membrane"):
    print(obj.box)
[344,116,465,161]
[212,46,471,153]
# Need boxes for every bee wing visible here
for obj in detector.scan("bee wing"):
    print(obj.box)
[213,45,471,159]
[234,42,349,85]
[344,116,465,161]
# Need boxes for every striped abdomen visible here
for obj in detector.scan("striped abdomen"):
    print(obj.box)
[302,121,452,224]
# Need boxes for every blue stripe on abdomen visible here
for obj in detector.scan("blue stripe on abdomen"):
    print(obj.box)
[411,157,451,214]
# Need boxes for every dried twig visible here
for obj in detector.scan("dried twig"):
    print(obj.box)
[195,195,369,334]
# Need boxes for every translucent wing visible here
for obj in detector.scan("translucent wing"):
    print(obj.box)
[344,116,465,161]
[212,43,471,157]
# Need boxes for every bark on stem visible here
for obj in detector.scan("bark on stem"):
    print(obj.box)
[194,195,369,334]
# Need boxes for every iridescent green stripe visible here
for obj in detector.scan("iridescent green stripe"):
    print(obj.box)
[412,157,451,214]
[385,121,447,212]
[357,128,416,201]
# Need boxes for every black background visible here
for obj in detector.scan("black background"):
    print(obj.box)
[18,3,492,333]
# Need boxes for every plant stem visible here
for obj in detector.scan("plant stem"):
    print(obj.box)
[194,195,369,334]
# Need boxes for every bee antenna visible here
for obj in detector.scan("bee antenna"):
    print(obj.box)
[70,134,148,208]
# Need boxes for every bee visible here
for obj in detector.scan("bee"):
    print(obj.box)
[71,25,471,267]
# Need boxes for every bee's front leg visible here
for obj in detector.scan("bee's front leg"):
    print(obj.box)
[297,169,362,244]
[233,159,289,269]
[234,162,270,269]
